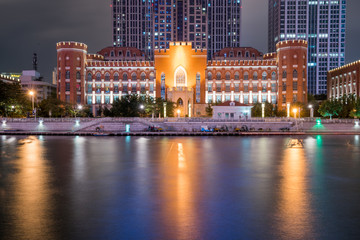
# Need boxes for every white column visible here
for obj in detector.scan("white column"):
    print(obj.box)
[222,91,225,102]
[110,91,113,104]
[268,90,271,102]
[258,91,261,103]
[231,91,234,101]
[240,91,243,103]
[249,91,253,104]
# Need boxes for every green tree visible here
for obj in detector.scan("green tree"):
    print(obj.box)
[318,99,342,119]
[205,104,213,117]
[0,81,31,117]
[37,96,65,117]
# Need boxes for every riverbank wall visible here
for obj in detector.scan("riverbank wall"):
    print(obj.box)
[1,117,359,135]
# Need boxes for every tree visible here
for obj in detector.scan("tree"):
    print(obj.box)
[205,104,213,117]
[37,96,65,117]
[0,81,31,117]
[318,99,342,119]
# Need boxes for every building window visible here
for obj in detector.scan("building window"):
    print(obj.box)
[76,71,81,80]
[253,84,258,92]
[65,95,70,103]
[114,84,119,93]
[271,83,276,92]
[77,95,81,104]
[262,83,267,92]
[282,70,287,79]
[196,73,201,103]
[87,96,92,104]
[96,96,101,104]
[235,72,240,80]
[208,84,212,92]
[87,84,92,93]
[271,71,276,80]
[58,71,61,80]
[176,68,186,87]
[225,72,230,80]
[293,94,297,103]
[114,73,119,81]
[123,73,128,81]
[177,98,183,106]
[208,72,212,80]
[123,84,128,93]
[244,84,249,92]
[216,72,221,80]
[244,72,249,80]
[65,83,70,91]
[216,84,221,92]
[131,73,137,81]
[225,83,230,92]
[65,71,70,79]
[96,73,101,81]
[244,95,249,104]
[293,70,298,78]
[105,85,110,93]
[141,73,146,81]
[105,96,110,104]
[87,73,92,82]
[105,73,110,81]
[293,81,298,91]
[161,73,165,99]
[253,72,258,80]
[262,72,267,80]
[131,83,137,93]
[96,84,101,93]
[282,82,286,91]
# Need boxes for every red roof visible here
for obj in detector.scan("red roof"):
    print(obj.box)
[215,101,250,107]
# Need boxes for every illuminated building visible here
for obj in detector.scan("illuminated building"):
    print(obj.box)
[268,0,346,95]
[56,40,307,116]
[20,70,56,103]
[0,74,20,84]
[327,60,360,100]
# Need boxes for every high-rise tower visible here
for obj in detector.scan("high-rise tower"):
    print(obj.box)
[268,0,346,95]
[111,0,242,59]
[207,0,242,58]
[112,0,153,59]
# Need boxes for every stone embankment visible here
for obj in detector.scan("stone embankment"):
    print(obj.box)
[1,117,359,136]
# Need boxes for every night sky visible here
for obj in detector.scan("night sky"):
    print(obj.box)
[0,0,359,81]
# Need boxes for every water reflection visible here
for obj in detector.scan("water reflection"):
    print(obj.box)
[160,140,199,240]
[13,136,54,239]
[277,146,314,240]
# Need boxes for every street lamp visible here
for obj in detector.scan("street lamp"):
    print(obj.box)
[140,104,144,110]
[29,90,36,120]
[293,108,298,119]
[261,102,265,118]
[75,105,83,118]
[29,90,34,110]
[308,104,314,118]
[177,109,181,118]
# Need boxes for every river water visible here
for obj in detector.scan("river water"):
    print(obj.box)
[1,135,360,240]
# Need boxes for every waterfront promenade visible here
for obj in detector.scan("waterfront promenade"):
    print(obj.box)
[1,117,359,136]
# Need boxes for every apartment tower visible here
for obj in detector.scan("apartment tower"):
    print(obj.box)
[268,0,346,95]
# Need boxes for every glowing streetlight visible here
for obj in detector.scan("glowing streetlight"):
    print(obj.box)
[29,90,35,110]
[293,108,298,119]
[140,104,144,110]
[78,105,83,110]
[308,104,314,118]
[177,109,181,118]
[261,102,265,118]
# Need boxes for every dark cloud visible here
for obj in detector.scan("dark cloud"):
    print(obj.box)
[0,0,358,81]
